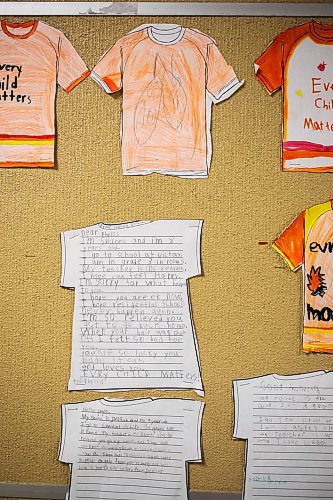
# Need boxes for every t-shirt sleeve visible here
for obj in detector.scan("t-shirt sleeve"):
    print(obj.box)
[57,33,90,93]
[254,32,284,94]
[272,211,305,271]
[58,403,79,463]
[206,42,243,103]
[183,399,205,461]
[61,230,79,288]
[233,379,252,439]
[91,39,123,93]
[185,220,203,279]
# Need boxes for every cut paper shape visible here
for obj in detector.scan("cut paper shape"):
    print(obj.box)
[255,21,333,172]
[59,397,204,500]
[91,24,243,178]
[61,220,204,394]
[272,200,333,353]
[0,20,89,168]
[233,371,333,500]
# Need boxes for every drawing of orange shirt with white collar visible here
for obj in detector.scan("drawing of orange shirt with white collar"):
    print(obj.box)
[255,21,333,172]
[0,20,89,168]
[92,24,243,178]
[273,200,333,353]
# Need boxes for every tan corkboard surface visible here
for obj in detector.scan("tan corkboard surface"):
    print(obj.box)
[1,10,333,495]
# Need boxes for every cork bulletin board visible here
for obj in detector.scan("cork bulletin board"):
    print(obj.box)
[1,0,333,495]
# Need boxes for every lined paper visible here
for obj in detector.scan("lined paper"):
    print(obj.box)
[59,397,204,500]
[233,371,333,499]
[61,220,203,393]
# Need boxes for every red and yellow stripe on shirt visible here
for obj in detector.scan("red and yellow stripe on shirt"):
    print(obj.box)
[0,134,55,167]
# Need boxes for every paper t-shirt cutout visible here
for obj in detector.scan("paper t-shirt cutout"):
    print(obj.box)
[233,371,333,500]
[273,200,333,353]
[61,220,203,393]
[59,397,204,500]
[92,24,243,178]
[0,19,90,168]
[255,21,333,172]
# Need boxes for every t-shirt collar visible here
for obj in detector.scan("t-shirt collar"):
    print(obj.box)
[147,24,186,46]
[1,20,38,39]
[309,21,333,44]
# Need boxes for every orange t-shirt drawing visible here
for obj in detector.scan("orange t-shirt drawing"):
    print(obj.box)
[0,20,90,168]
[273,200,333,353]
[92,24,243,178]
[255,21,333,172]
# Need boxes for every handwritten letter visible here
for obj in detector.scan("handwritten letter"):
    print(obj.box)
[233,371,333,499]
[61,220,203,393]
[59,398,204,500]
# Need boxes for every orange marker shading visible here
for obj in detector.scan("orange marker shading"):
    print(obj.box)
[0,20,89,168]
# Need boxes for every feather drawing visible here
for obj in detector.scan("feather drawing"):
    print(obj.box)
[134,71,163,145]
[134,53,187,145]
[155,54,187,131]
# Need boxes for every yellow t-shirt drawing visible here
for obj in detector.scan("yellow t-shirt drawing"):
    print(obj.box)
[273,200,333,353]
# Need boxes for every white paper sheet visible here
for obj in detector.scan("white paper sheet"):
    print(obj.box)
[233,371,333,499]
[58,397,204,500]
[61,220,203,394]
